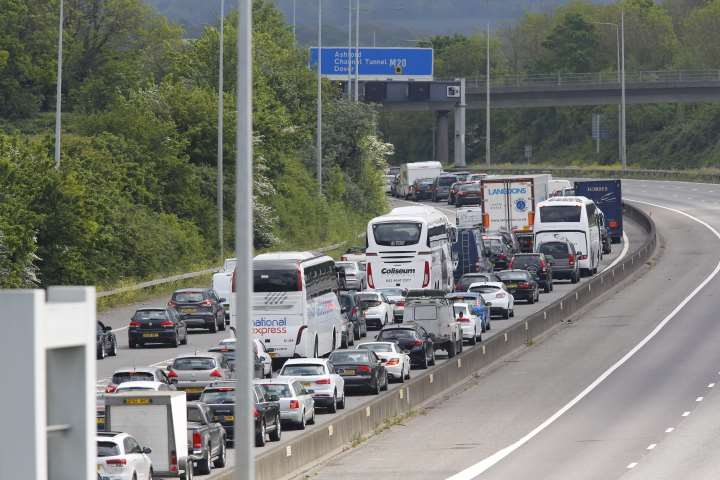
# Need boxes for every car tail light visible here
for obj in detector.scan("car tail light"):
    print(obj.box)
[253,407,261,417]
[351,306,358,317]
[105,384,117,394]
[356,365,371,374]
[106,458,127,465]
[518,282,530,288]
[508,261,513,269]
[411,339,423,347]
[193,431,202,449]
[200,299,212,306]
[568,254,575,266]
[295,325,307,345]
[540,259,546,269]
[167,369,178,378]
[421,261,430,288]
[579,254,588,260]
[396,301,405,307]
[170,450,178,473]
[129,321,141,328]
[167,300,177,308]
[217,387,234,392]
[289,400,300,409]
[386,358,400,366]
[159,321,174,327]
[367,263,375,289]
[316,378,331,385]
[496,292,506,298]
[209,369,223,378]
[608,219,618,228]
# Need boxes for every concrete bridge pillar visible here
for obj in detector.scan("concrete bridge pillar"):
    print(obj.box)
[435,110,449,165]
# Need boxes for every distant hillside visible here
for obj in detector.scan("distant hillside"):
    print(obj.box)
[144,0,609,43]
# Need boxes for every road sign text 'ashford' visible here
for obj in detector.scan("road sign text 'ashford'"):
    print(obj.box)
[309,47,433,81]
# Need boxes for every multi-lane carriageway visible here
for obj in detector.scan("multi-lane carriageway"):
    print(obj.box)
[98,180,709,480]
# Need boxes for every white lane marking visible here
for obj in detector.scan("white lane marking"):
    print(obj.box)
[647,444,657,450]
[627,463,638,469]
[444,199,720,480]
[602,231,630,272]
[696,396,704,402]
[709,383,715,388]
[665,427,674,433]
[682,411,691,417]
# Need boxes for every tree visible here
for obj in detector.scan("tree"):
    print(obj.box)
[538,13,600,73]
[678,0,720,68]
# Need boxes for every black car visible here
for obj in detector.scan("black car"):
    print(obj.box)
[409,178,434,201]
[455,272,501,292]
[253,384,282,447]
[431,174,459,202]
[376,322,435,369]
[496,269,540,304]
[454,182,482,206]
[200,381,237,441]
[128,308,188,348]
[169,288,226,333]
[509,253,554,293]
[483,235,513,270]
[96,321,117,360]
[329,349,388,395]
[339,291,368,340]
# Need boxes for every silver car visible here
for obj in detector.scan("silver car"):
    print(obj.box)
[336,261,366,291]
[168,352,233,400]
[255,379,316,429]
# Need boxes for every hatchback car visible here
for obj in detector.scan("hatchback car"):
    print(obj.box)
[97,321,118,360]
[335,261,366,290]
[168,352,233,400]
[431,174,459,202]
[96,431,153,480]
[536,237,580,283]
[447,181,466,205]
[277,358,346,412]
[356,291,393,329]
[468,282,515,319]
[168,288,226,333]
[105,366,175,393]
[509,253,554,293]
[128,308,187,348]
[376,322,435,369]
[409,178,434,201]
[454,182,482,206]
[255,378,316,429]
[446,291,490,332]
[329,349,389,395]
[356,342,411,383]
[253,384,282,447]
[496,269,540,304]
[455,272,501,291]
[453,303,482,345]
[200,381,238,440]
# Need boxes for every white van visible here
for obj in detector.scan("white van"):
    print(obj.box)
[397,161,443,199]
[533,196,602,275]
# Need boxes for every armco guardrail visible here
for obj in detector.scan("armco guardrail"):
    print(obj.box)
[215,202,656,480]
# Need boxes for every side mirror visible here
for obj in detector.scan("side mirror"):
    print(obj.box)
[143,447,152,454]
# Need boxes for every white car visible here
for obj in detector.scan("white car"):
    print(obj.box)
[97,431,153,480]
[114,381,174,392]
[356,291,394,329]
[217,337,272,378]
[277,358,346,413]
[468,282,515,319]
[452,303,481,345]
[255,378,316,429]
[356,342,411,383]
[376,288,406,321]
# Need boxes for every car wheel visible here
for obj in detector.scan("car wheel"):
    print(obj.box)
[572,272,579,284]
[129,340,136,349]
[328,391,338,413]
[381,373,389,391]
[172,334,179,348]
[132,474,137,480]
[209,320,217,334]
[255,420,266,447]
[298,410,306,430]
[218,314,226,331]
[428,349,436,366]
[510,309,515,318]
[372,378,381,395]
[109,339,118,357]
[544,283,551,294]
[503,308,510,319]
[181,332,188,345]
[528,294,535,304]
[418,349,429,369]
[196,447,212,474]
[338,393,346,409]
[340,333,348,349]
[213,440,226,468]
[469,330,477,346]
[308,408,316,425]
[97,344,105,360]
[457,337,463,354]
[269,414,282,441]
[447,341,456,358]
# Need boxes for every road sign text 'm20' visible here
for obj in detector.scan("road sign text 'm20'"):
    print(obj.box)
[309,47,433,81]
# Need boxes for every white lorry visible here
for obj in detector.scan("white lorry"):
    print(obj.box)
[397,161,443,199]
[456,206,484,229]
[103,391,192,479]
[480,174,551,232]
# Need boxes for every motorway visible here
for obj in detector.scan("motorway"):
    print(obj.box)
[302,180,720,480]
[96,195,638,479]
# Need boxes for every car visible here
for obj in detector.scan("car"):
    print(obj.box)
[376,322,435,369]
[168,352,233,400]
[339,291,368,340]
[199,381,237,441]
[468,281,515,319]
[375,287,407,321]
[96,321,118,360]
[496,269,540,304]
[447,180,467,205]
[356,290,393,329]
[390,175,400,197]
[215,338,271,378]
[168,288,226,333]
[482,234,514,271]
[409,177,434,201]
[115,381,175,392]
[96,392,106,431]
[253,384,282,447]
[335,261,366,290]
[490,229,520,254]
[455,272,500,292]
[255,378,316,429]
[598,210,612,255]
[446,291,491,333]
[329,349,389,395]
[509,253,554,293]
[454,182,482,207]
[128,308,188,348]
[187,401,227,474]
[96,431,153,480]
[536,237,580,283]
[356,342,411,383]
[467,173,487,182]
[452,303,482,345]
[277,358,346,412]
[431,174,459,202]
[105,366,176,393]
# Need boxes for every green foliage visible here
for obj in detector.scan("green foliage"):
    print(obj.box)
[538,13,599,73]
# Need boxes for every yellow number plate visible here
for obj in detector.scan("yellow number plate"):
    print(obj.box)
[184,387,203,393]
[96,417,104,424]
[224,415,235,421]
[143,333,159,338]
[125,398,151,405]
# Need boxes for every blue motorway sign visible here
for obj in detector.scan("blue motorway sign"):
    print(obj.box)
[309,47,433,81]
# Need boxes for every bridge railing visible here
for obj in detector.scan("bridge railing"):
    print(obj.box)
[457,69,720,89]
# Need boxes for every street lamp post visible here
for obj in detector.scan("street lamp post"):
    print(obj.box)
[347,0,353,100]
[485,22,491,166]
[317,0,323,191]
[54,0,64,169]
[354,0,360,102]
[292,0,296,40]
[217,0,225,264]
[620,9,627,169]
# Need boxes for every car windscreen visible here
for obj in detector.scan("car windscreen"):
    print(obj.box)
[438,176,457,186]
[200,389,235,404]
[259,383,292,398]
[470,285,500,294]
[378,329,416,341]
[339,295,355,308]
[538,242,569,258]
[187,407,204,423]
[373,222,422,247]
[254,269,300,292]
[453,306,469,316]
[112,372,154,384]
[357,343,393,352]
[173,291,205,303]
[97,441,120,457]
[459,275,490,288]
[133,310,167,321]
[330,351,370,364]
[280,364,325,376]
[498,272,530,282]
[172,357,216,370]
[512,256,540,269]
[539,205,582,223]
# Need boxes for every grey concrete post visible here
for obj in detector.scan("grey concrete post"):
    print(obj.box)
[454,78,466,167]
[436,110,449,165]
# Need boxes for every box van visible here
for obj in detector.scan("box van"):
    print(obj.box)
[402,292,463,357]
[397,161,443,199]
[452,227,493,282]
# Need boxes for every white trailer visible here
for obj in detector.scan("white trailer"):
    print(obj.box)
[480,174,551,232]
[456,206,484,229]
[104,391,192,479]
[397,161,443,199]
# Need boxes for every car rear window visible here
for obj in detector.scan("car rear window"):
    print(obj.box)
[280,364,325,376]
[172,357,216,370]
[538,242,569,258]
[112,372,154,384]
[438,176,457,186]
[453,305,470,316]
[330,351,370,364]
[512,256,540,269]
[97,441,120,457]
[470,285,500,294]
[200,389,235,404]
[459,275,490,289]
[187,406,204,423]
[173,291,205,303]
[360,300,381,309]
[133,310,167,321]
[498,272,531,281]
[378,329,416,341]
[258,383,292,398]
[357,343,393,352]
